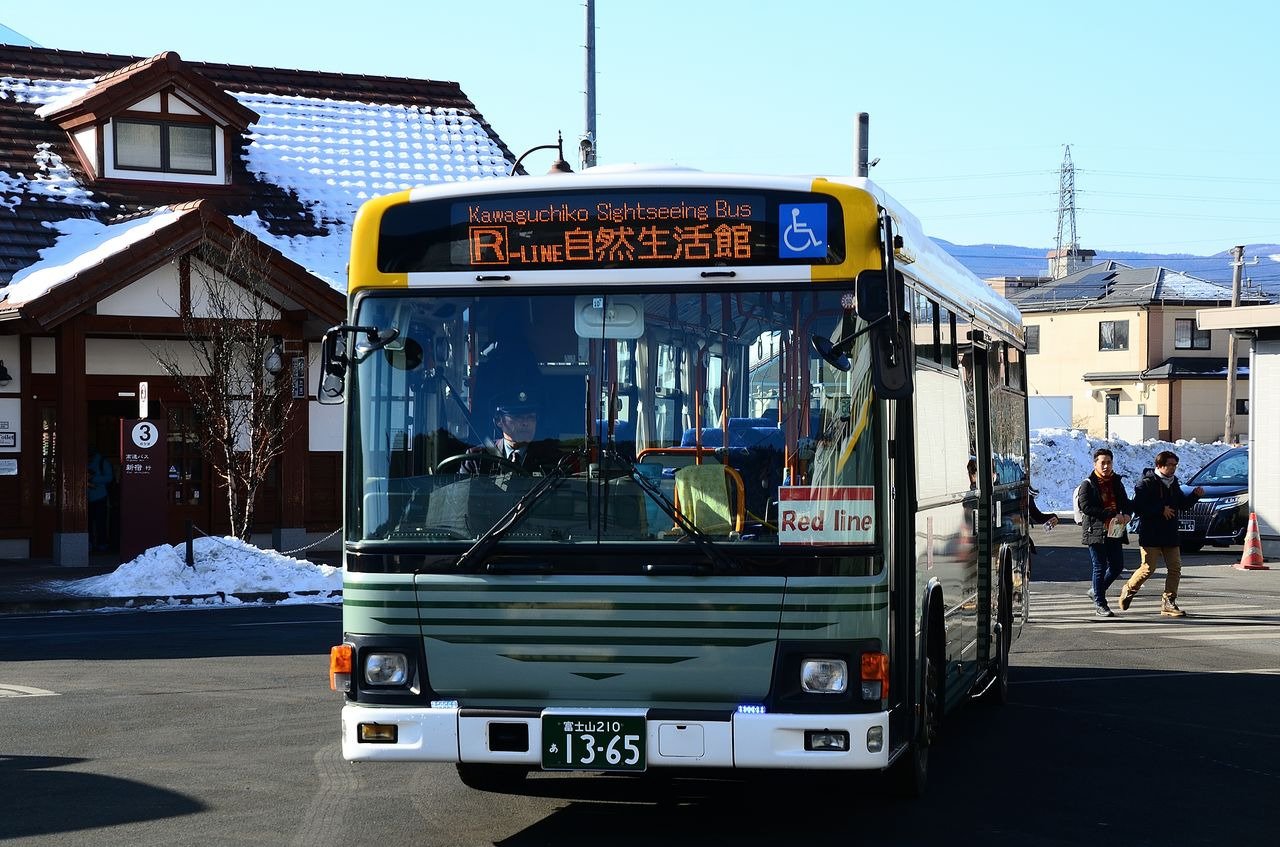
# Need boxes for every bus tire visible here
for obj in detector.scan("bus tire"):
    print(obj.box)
[455,763,530,792]
[888,622,942,799]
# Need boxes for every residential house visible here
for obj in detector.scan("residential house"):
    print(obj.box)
[1002,260,1269,442]
[0,44,515,565]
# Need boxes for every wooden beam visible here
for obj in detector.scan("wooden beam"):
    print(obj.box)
[57,316,89,533]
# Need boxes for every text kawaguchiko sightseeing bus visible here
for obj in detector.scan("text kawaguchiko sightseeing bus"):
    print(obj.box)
[320,168,1031,797]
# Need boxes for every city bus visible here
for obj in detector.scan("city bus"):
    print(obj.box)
[322,167,1030,796]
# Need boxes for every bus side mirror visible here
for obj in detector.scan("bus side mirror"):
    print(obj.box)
[856,269,913,399]
[854,269,891,323]
[317,326,348,405]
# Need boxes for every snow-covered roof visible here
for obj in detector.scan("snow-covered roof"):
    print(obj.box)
[0,44,516,296]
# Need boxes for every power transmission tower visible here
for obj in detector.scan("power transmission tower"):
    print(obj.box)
[1052,145,1078,278]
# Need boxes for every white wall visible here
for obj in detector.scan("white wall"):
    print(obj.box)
[96,262,182,317]
[308,341,342,451]
[1253,340,1280,557]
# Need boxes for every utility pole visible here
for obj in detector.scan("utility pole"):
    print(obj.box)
[1224,245,1245,443]
[580,0,597,170]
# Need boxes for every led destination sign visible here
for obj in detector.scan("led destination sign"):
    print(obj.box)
[376,189,845,272]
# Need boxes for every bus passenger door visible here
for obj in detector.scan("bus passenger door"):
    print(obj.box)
[967,337,996,670]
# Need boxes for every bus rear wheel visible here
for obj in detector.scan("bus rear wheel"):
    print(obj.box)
[455,763,530,792]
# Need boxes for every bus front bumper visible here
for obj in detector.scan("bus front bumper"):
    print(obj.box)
[341,703,890,770]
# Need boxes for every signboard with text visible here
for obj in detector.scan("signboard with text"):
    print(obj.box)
[119,418,168,561]
[777,486,876,546]
[376,188,845,273]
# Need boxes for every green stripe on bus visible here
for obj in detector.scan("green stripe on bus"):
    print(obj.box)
[498,653,697,664]
[430,634,773,646]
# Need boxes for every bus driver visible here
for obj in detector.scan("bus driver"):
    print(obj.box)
[461,388,564,475]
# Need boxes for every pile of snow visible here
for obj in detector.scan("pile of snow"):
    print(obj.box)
[61,536,340,605]
[1030,427,1233,512]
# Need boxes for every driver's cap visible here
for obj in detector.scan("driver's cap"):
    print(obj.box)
[494,389,539,416]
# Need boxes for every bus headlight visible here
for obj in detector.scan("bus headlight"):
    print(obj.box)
[800,659,848,693]
[364,652,409,686]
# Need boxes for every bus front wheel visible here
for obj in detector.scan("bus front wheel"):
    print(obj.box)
[888,644,941,799]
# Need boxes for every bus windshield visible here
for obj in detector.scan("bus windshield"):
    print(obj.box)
[347,286,880,558]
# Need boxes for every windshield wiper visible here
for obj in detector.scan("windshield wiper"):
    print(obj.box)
[454,452,577,572]
[599,450,738,574]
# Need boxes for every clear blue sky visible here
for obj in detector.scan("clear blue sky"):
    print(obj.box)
[4,0,1278,258]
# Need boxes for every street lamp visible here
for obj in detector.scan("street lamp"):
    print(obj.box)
[509,131,573,176]
[264,337,285,377]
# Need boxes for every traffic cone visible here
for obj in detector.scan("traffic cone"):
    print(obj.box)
[1235,513,1270,571]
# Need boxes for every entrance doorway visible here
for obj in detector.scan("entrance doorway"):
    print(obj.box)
[88,399,134,555]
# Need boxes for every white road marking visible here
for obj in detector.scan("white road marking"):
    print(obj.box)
[0,684,59,697]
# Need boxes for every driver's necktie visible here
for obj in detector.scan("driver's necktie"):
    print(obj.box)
[511,449,523,466]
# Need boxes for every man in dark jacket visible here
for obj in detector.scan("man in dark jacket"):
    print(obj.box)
[1076,447,1133,617]
[1119,450,1205,617]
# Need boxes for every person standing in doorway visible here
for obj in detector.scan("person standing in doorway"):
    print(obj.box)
[1076,448,1132,617]
[1120,450,1205,617]
[87,446,113,552]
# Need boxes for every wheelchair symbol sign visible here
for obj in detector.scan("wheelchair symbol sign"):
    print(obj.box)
[779,204,827,259]
[130,421,159,450]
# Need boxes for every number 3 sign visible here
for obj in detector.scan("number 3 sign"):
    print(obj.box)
[131,421,159,450]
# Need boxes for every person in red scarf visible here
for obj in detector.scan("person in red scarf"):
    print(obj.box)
[1075,448,1133,617]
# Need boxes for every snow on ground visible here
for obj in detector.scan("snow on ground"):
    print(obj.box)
[58,536,339,606]
[1030,427,1232,513]
[46,427,1233,604]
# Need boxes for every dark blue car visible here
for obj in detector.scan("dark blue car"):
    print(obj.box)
[1179,446,1249,554]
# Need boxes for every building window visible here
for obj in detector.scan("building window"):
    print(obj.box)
[1025,325,1040,354]
[1236,399,1249,416]
[114,118,215,174]
[1098,320,1129,351]
[1174,318,1211,350]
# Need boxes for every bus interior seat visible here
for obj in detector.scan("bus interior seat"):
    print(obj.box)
[596,418,636,458]
[672,463,746,535]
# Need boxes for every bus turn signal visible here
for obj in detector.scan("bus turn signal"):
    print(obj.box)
[330,644,353,692]
[860,652,889,701]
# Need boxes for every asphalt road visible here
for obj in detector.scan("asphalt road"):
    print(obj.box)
[2,538,1278,847]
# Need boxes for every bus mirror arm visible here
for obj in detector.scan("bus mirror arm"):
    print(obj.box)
[316,324,402,404]
[810,314,890,372]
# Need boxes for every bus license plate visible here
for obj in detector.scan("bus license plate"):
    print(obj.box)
[1179,519,1195,532]
[541,715,646,771]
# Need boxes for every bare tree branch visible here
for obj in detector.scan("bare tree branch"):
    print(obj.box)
[151,223,297,540]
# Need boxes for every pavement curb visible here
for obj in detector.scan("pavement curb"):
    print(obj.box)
[0,590,343,614]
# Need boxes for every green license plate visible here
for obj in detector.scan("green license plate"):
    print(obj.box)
[541,714,646,771]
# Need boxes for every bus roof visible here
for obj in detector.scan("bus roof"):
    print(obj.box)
[387,167,1022,338]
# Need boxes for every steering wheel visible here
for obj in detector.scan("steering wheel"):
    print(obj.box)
[434,451,530,476]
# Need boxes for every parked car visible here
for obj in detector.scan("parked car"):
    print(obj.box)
[1179,446,1249,554]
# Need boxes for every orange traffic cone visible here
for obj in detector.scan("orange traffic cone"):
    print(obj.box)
[1235,513,1270,571]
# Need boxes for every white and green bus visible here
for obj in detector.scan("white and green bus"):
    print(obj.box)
[322,167,1031,796]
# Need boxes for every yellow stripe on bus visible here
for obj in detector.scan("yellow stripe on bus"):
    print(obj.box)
[349,190,412,292]
[808,179,882,281]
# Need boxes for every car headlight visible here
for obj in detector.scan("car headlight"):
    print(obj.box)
[364,652,409,686]
[800,658,848,694]
[1214,494,1248,509]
